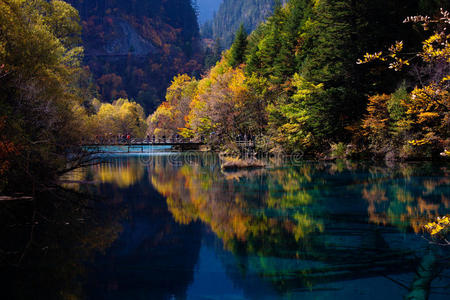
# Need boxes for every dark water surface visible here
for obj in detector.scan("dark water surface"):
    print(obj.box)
[1,150,449,299]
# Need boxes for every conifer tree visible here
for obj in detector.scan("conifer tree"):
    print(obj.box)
[273,0,310,83]
[297,0,362,140]
[229,24,248,68]
[244,3,284,79]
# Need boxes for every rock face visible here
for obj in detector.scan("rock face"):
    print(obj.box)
[68,0,203,112]
[102,20,156,56]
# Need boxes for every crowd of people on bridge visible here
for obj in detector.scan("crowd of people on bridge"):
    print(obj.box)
[87,133,192,145]
[86,132,258,146]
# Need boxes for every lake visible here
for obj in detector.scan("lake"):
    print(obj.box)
[1,149,449,299]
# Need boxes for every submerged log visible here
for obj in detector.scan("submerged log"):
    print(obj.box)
[405,250,438,300]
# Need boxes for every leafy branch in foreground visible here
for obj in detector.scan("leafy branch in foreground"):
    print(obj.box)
[424,215,450,246]
[359,8,449,159]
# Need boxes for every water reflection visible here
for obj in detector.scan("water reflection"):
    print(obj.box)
[4,154,448,299]
[63,158,145,189]
[147,156,450,297]
[363,165,450,234]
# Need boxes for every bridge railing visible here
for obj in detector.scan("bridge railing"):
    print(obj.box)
[82,136,257,146]
[82,137,202,146]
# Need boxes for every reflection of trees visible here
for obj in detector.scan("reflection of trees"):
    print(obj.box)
[4,156,204,300]
[363,164,450,233]
[94,158,145,188]
[85,175,203,300]
[63,157,145,189]
[0,189,123,299]
[149,157,450,295]
[150,157,327,257]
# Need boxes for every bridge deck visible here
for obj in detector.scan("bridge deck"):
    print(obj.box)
[84,142,203,146]
[83,142,206,153]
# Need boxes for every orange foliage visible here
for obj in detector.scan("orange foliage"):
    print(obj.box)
[0,118,20,175]
[362,94,391,136]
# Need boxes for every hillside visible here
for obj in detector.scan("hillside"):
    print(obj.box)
[201,0,276,48]
[68,0,203,112]
[195,0,223,24]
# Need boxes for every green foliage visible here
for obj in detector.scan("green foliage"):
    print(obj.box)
[387,85,408,123]
[152,0,450,159]
[330,142,347,159]
[268,74,324,152]
[229,24,248,68]
[245,4,287,81]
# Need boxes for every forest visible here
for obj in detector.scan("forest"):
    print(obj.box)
[150,0,450,161]
[0,0,150,194]
[1,0,449,196]
[0,2,449,297]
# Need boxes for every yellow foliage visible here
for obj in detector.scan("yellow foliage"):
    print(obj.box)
[408,139,431,146]
[356,52,384,64]
[148,74,198,138]
[359,10,450,155]
[420,33,450,62]
[91,98,147,138]
[424,215,450,236]
[362,94,391,136]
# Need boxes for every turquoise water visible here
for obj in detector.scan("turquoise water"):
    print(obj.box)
[1,151,449,299]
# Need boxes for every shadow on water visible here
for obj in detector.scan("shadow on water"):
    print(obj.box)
[1,152,449,299]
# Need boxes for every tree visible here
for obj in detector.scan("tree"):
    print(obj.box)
[268,74,324,152]
[245,4,285,80]
[358,8,450,159]
[91,99,148,139]
[0,0,91,194]
[273,0,311,83]
[229,24,248,68]
[148,74,198,138]
[204,38,223,70]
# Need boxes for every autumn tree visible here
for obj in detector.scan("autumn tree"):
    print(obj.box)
[91,99,148,139]
[148,74,198,138]
[359,8,450,159]
[0,0,91,194]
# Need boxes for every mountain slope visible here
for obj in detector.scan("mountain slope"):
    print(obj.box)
[201,0,276,48]
[68,0,202,112]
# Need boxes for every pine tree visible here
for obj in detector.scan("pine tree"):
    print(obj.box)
[296,0,362,140]
[244,3,284,79]
[273,0,311,83]
[229,24,248,68]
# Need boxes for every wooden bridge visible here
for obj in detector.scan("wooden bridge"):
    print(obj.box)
[83,138,206,152]
[83,137,256,153]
